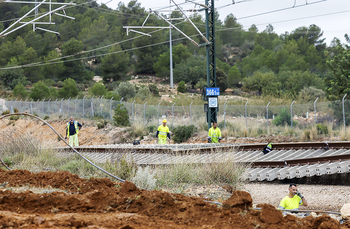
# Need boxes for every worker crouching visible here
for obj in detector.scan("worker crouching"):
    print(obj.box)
[208,121,221,143]
[156,119,171,144]
[65,116,82,147]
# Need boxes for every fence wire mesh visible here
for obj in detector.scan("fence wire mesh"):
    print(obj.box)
[1,98,348,136]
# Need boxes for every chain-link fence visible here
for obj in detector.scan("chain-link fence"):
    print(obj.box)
[1,97,349,136]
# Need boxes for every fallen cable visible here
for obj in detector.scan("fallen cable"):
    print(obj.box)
[0,113,125,182]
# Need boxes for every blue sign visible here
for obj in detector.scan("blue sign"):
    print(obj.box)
[206,87,220,96]
[208,97,218,108]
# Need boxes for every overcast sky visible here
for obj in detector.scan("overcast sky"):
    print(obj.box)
[106,0,350,45]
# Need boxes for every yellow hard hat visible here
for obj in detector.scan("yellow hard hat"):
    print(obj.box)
[162,119,167,123]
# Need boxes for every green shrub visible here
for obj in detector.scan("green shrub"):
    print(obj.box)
[59,159,95,175]
[172,125,197,143]
[149,84,159,96]
[1,110,10,115]
[177,81,186,93]
[147,125,157,134]
[272,107,297,126]
[97,120,108,129]
[117,82,136,99]
[113,104,130,127]
[316,124,328,135]
[43,115,50,120]
[9,115,20,121]
[13,83,28,99]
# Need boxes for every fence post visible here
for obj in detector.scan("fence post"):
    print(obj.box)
[143,101,147,126]
[132,100,135,123]
[190,102,193,126]
[30,99,33,114]
[314,97,319,124]
[109,97,113,120]
[55,99,57,115]
[83,95,86,118]
[24,98,27,112]
[100,95,104,116]
[60,99,63,114]
[42,99,45,115]
[172,102,176,129]
[67,97,71,116]
[157,101,161,127]
[75,96,78,116]
[19,99,22,112]
[224,100,228,129]
[120,97,123,104]
[47,99,51,115]
[245,101,248,130]
[343,94,347,131]
[291,100,295,128]
[266,102,271,135]
[91,96,94,117]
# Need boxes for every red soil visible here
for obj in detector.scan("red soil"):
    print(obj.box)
[0,169,343,228]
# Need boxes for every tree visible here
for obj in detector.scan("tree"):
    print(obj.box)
[41,50,65,80]
[173,56,206,84]
[227,65,242,87]
[117,82,136,99]
[0,58,25,89]
[326,43,350,100]
[60,38,85,81]
[13,83,28,98]
[177,81,186,93]
[243,71,281,96]
[89,82,108,97]
[217,68,228,92]
[100,44,129,82]
[149,84,159,96]
[113,104,130,127]
[30,81,51,100]
[135,87,151,100]
[58,78,79,99]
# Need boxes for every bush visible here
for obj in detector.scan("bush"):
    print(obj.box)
[58,78,79,99]
[13,83,28,98]
[113,104,130,127]
[149,84,159,96]
[177,81,186,93]
[43,116,50,120]
[172,125,197,143]
[117,82,136,99]
[316,123,328,135]
[30,81,51,100]
[97,120,108,129]
[9,115,20,121]
[135,87,151,100]
[89,82,108,97]
[1,110,10,115]
[272,107,297,126]
[131,166,157,190]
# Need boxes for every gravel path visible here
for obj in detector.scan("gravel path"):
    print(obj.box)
[243,183,350,212]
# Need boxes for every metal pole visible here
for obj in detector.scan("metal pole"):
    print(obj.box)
[42,99,45,115]
[343,94,347,131]
[266,102,271,135]
[169,0,173,88]
[223,100,228,129]
[120,97,124,104]
[109,97,113,120]
[30,99,33,114]
[47,99,51,115]
[314,97,319,124]
[172,102,176,129]
[132,100,135,123]
[245,101,248,130]
[291,100,295,128]
[157,101,162,127]
[24,99,27,112]
[36,99,39,115]
[67,97,71,116]
[190,102,193,125]
[143,101,147,126]
[100,95,104,116]
[91,96,94,117]
[55,99,57,115]
[19,99,22,112]
[75,96,78,116]
[83,95,86,118]
[60,99,63,114]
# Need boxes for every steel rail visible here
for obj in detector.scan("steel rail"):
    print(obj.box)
[0,113,125,182]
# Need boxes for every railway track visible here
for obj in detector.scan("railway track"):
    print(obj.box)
[56,141,350,182]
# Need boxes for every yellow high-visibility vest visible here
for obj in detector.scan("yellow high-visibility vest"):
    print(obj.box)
[208,127,221,143]
[157,125,169,139]
[67,121,79,137]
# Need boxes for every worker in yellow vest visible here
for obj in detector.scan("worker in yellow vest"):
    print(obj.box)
[156,119,171,144]
[208,122,221,143]
[65,116,82,146]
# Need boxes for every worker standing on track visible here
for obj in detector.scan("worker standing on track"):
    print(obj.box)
[207,122,221,143]
[278,183,308,211]
[65,116,82,147]
[156,119,171,144]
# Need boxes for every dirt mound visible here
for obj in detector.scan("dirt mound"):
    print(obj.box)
[0,169,118,193]
[0,169,344,228]
[223,190,253,212]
